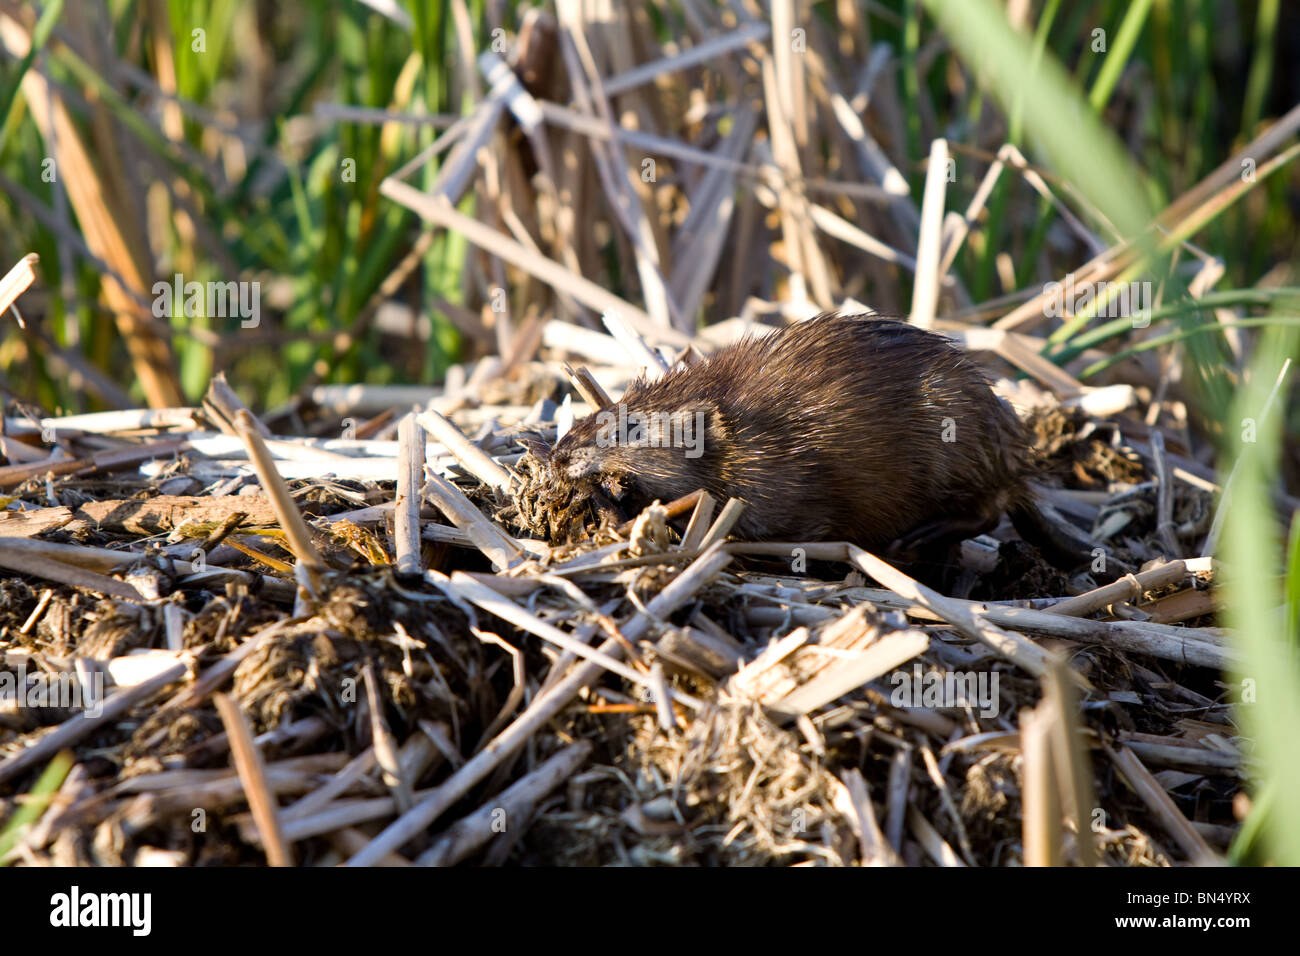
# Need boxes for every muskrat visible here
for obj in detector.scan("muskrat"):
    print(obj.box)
[511,313,1054,559]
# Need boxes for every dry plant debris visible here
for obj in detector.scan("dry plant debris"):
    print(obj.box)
[0,2,1277,867]
[0,358,1239,867]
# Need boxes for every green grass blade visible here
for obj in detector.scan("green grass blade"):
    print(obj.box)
[0,749,74,865]
[0,0,65,151]
[1087,0,1154,113]
[1221,324,1300,865]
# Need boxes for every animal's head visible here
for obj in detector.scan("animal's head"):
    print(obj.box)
[509,422,628,541]
[511,397,724,540]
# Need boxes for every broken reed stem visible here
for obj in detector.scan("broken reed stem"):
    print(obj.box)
[885,747,912,855]
[1020,705,1062,866]
[562,363,613,410]
[600,20,769,96]
[414,741,592,866]
[214,692,294,866]
[0,662,189,787]
[362,662,413,814]
[1046,559,1190,618]
[416,408,512,492]
[678,491,717,552]
[1044,656,1098,867]
[0,252,38,314]
[233,410,324,578]
[840,769,901,866]
[163,620,294,712]
[1149,430,1181,558]
[394,412,425,577]
[343,542,732,866]
[908,805,966,867]
[420,469,525,571]
[282,749,378,822]
[0,438,188,490]
[845,545,1060,678]
[435,570,704,711]
[698,497,747,549]
[378,179,689,348]
[732,542,1228,670]
[602,308,671,377]
[0,545,144,601]
[616,489,703,535]
[1106,743,1219,865]
[909,138,949,329]
[203,372,270,438]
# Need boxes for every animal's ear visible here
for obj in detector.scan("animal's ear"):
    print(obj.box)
[520,437,552,459]
[666,400,724,459]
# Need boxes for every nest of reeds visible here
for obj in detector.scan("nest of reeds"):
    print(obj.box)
[1,1,1283,868]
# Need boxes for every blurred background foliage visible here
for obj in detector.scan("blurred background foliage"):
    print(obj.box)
[0,1,1295,413]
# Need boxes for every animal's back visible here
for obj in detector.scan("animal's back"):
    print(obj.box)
[616,314,1029,548]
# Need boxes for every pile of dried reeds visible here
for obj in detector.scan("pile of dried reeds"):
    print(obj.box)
[0,334,1242,866]
[1,1,1287,866]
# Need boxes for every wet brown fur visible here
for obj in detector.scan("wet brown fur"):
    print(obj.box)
[518,313,1032,552]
